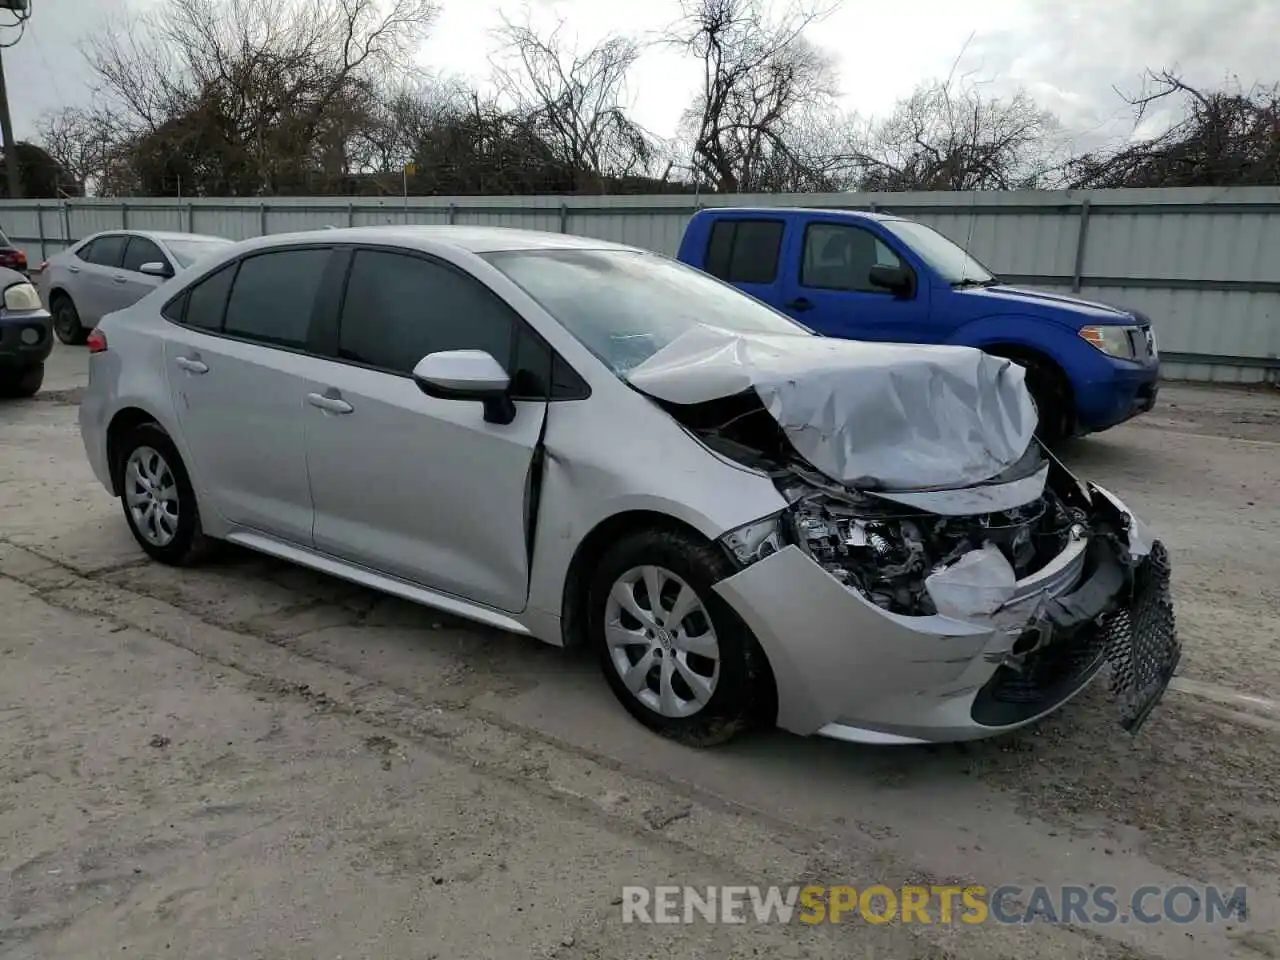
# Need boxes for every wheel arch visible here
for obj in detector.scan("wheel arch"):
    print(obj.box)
[982,341,1076,436]
[105,406,165,495]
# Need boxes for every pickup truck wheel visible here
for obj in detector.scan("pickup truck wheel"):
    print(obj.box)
[0,363,44,398]
[51,294,89,346]
[1023,358,1072,444]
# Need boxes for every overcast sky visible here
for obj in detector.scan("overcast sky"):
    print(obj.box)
[4,0,1276,152]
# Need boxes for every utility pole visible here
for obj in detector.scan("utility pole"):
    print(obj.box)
[0,44,19,198]
[0,0,31,200]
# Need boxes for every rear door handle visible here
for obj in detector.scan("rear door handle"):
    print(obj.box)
[112,274,127,284]
[306,392,353,415]
[174,356,208,374]
[786,297,814,312]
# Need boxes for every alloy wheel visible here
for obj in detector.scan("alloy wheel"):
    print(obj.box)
[124,445,180,547]
[603,564,721,718]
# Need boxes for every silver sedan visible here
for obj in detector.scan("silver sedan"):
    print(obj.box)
[77,226,1180,746]
[40,230,232,345]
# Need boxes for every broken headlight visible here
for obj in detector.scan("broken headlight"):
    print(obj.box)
[718,513,786,567]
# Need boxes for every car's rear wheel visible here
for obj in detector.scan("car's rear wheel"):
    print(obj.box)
[51,294,88,346]
[115,422,212,566]
[587,527,767,746]
[0,363,43,398]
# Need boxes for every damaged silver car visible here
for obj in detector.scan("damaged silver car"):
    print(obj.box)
[79,227,1180,746]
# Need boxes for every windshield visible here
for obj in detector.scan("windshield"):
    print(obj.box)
[484,248,810,375]
[165,238,232,268]
[880,219,996,285]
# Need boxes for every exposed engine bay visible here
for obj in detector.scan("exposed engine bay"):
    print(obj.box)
[658,388,1098,617]
[776,464,1089,615]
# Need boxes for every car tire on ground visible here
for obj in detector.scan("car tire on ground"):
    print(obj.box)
[0,363,44,399]
[1022,356,1072,445]
[587,526,769,746]
[51,293,89,346]
[114,421,213,566]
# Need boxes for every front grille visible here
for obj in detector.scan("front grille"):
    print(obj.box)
[988,628,1109,704]
[1101,540,1180,732]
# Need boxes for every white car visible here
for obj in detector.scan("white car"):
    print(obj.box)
[78,226,1180,746]
[39,230,232,344]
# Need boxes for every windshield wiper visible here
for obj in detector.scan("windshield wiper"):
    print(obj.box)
[951,277,1001,289]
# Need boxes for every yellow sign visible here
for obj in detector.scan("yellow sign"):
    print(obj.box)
[404,163,417,176]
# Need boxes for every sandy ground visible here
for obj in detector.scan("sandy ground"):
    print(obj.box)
[2,344,1279,959]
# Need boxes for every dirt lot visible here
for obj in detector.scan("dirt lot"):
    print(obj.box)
[2,345,1279,959]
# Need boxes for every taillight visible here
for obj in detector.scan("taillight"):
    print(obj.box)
[13,250,26,269]
[87,328,108,353]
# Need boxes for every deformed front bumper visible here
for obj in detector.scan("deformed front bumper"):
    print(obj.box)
[713,489,1180,744]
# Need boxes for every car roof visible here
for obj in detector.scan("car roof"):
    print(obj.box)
[143,231,232,243]
[696,206,902,222]
[227,225,638,256]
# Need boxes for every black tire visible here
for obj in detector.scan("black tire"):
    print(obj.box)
[587,527,769,746]
[51,293,88,346]
[1023,356,1073,445]
[0,363,43,399]
[114,422,213,566]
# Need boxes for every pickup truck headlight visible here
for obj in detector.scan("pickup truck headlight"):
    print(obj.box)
[2,281,42,312]
[1079,324,1140,360]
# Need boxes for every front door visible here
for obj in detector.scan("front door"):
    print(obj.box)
[305,247,544,614]
[781,220,932,342]
[162,248,334,545]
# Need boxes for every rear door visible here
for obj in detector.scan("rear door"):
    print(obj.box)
[162,246,336,545]
[779,219,932,342]
[304,246,547,614]
[700,217,789,308]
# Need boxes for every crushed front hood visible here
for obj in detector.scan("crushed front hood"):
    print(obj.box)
[627,325,1037,491]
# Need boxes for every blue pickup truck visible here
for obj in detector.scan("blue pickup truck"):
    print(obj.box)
[676,208,1160,440]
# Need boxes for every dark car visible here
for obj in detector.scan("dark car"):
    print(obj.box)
[0,266,53,398]
[0,224,29,275]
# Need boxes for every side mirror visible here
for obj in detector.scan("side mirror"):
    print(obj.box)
[139,261,173,278]
[868,264,912,297]
[411,349,516,425]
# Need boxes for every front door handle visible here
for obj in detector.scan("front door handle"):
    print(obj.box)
[67,265,80,274]
[786,297,814,312]
[306,392,353,415]
[174,356,208,374]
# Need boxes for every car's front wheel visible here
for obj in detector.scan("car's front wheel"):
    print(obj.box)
[0,363,43,398]
[51,294,88,346]
[587,527,769,746]
[115,422,212,565]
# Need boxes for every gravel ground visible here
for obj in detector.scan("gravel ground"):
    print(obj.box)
[1,344,1278,959]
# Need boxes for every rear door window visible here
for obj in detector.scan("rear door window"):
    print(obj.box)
[703,219,785,284]
[172,262,238,331]
[81,234,128,268]
[222,248,330,348]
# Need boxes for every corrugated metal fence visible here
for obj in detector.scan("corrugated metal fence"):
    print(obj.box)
[3,186,1279,383]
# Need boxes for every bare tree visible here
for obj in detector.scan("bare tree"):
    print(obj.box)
[34,107,120,193]
[669,0,837,193]
[856,74,1059,191]
[1065,69,1280,188]
[71,0,438,195]
[491,12,654,190]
